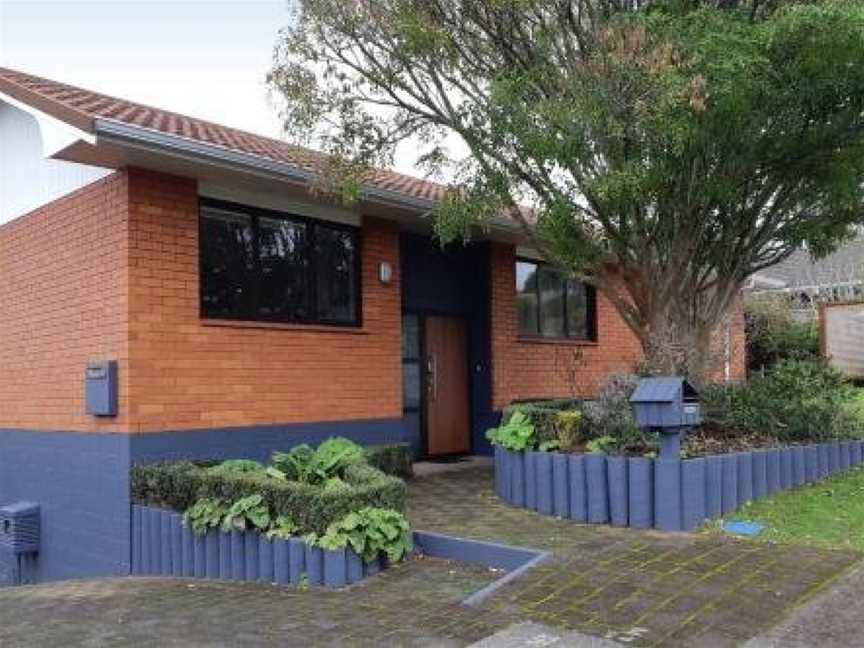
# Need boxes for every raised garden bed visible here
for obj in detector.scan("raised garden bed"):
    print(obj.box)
[130,438,412,588]
[494,440,864,531]
[132,505,381,588]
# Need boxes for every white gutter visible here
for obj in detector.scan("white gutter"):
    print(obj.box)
[94,117,522,235]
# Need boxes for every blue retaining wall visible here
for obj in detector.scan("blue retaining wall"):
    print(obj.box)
[0,417,407,584]
[132,505,378,588]
[496,440,864,531]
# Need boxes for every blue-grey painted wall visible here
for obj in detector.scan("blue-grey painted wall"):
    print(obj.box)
[0,416,407,584]
[400,234,495,455]
[129,417,409,463]
[0,429,131,583]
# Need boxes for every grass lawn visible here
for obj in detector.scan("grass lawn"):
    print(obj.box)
[712,464,864,551]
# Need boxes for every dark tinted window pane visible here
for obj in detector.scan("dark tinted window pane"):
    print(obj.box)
[315,225,358,323]
[402,314,420,359]
[538,266,565,337]
[200,208,255,317]
[566,279,590,339]
[257,216,310,319]
[402,362,421,409]
[516,261,539,335]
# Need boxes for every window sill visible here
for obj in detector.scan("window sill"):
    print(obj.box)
[201,318,370,335]
[516,336,598,347]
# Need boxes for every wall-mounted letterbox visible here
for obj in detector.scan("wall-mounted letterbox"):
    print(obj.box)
[85,360,118,417]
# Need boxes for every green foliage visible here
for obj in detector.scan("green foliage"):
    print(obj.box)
[184,497,227,534]
[365,443,414,479]
[715,465,864,551]
[555,410,583,452]
[131,448,407,536]
[221,494,271,532]
[580,374,658,455]
[207,459,267,475]
[270,437,366,484]
[586,436,618,455]
[267,514,300,539]
[312,507,413,563]
[273,0,864,380]
[745,295,820,372]
[502,399,581,446]
[703,360,863,443]
[486,410,536,451]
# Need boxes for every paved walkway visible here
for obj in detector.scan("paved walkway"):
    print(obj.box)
[744,563,864,647]
[0,467,858,647]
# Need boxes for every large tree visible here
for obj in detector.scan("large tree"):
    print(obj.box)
[270,0,864,381]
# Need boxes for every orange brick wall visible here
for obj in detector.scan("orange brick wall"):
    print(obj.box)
[125,168,403,433]
[0,172,132,431]
[489,244,746,409]
[490,243,644,409]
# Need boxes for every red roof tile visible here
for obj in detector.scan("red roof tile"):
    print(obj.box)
[0,67,449,206]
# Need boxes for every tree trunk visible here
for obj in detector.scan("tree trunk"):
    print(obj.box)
[594,266,740,386]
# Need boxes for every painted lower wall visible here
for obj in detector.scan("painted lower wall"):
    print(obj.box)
[0,429,131,582]
[0,417,408,584]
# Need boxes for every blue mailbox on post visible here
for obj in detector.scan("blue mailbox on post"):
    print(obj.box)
[630,377,701,458]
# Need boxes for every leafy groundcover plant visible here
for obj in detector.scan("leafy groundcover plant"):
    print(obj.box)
[131,437,411,563]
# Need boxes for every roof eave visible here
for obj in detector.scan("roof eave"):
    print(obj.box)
[94,117,522,237]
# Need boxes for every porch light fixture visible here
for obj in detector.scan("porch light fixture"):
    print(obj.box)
[379,261,393,285]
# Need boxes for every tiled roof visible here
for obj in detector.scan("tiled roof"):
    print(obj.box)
[0,67,449,205]
[752,237,864,290]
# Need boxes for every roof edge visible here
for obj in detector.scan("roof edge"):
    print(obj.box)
[0,73,95,133]
[95,117,523,235]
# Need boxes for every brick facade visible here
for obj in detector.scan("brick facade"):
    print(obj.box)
[0,167,745,433]
[0,172,131,432]
[489,244,746,409]
[489,243,644,409]
[125,169,403,432]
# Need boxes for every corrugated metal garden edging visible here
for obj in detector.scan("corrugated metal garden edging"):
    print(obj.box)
[494,440,864,531]
[131,505,382,588]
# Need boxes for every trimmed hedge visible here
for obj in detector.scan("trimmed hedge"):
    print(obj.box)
[502,399,582,445]
[130,460,406,536]
[365,443,413,479]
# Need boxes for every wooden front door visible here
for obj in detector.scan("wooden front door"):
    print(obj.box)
[424,315,471,456]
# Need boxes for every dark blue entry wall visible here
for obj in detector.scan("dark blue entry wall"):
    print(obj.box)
[400,234,496,455]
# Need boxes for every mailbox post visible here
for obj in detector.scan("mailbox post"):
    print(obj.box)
[630,377,701,459]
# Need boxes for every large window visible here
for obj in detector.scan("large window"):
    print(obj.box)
[516,259,596,340]
[200,199,361,326]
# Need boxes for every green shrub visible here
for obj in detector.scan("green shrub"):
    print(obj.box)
[269,437,366,484]
[501,398,581,446]
[486,411,537,451]
[312,507,413,562]
[207,459,266,475]
[746,295,819,372]
[365,443,413,479]
[131,458,406,536]
[703,359,862,442]
[555,410,583,451]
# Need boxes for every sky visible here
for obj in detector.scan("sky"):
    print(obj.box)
[0,0,432,176]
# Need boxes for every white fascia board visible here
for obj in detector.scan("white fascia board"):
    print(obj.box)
[0,91,96,157]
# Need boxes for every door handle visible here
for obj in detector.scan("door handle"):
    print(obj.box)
[426,355,437,402]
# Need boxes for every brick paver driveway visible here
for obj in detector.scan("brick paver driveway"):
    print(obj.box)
[0,467,858,647]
